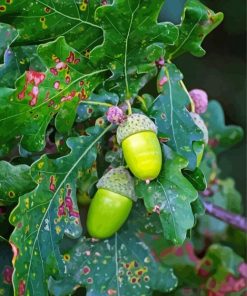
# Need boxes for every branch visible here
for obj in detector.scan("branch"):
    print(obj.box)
[203,200,247,232]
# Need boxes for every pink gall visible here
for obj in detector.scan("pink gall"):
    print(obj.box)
[106,106,124,124]
[189,89,208,114]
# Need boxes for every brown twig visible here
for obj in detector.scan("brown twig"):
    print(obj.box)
[203,200,247,232]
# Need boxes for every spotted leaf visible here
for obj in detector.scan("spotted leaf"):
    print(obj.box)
[160,243,247,295]
[165,0,224,59]
[0,161,35,205]
[9,125,111,296]
[0,0,107,53]
[0,37,109,152]
[90,0,179,99]
[149,63,204,170]
[136,145,198,245]
[49,202,178,296]
[0,238,13,296]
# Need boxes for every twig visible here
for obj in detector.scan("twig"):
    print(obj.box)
[203,200,247,232]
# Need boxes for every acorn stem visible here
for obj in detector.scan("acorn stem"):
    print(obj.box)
[126,100,132,115]
[79,101,113,107]
[136,96,148,112]
[180,80,195,113]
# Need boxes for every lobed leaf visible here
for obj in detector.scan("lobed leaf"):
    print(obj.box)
[157,242,247,295]
[135,145,198,245]
[9,125,111,296]
[0,0,104,53]
[202,100,244,154]
[149,63,204,170]
[0,37,108,153]
[90,0,178,98]
[165,0,224,59]
[0,161,35,205]
[49,202,178,296]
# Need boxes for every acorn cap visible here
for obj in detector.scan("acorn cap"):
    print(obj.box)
[97,166,136,201]
[116,113,157,145]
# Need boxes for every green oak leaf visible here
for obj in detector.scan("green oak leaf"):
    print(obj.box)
[0,36,108,152]
[0,161,36,205]
[182,167,207,192]
[198,178,242,236]
[48,202,178,296]
[0,0,105,53]
[202,100,244,154]
[90,0,179,98]
[149,63,204,170]
[0,23,18,59]
[0,239,13,296]
[165,0,224,59]
[9,125,111,296]
[199,147,219,184]
[135,145,198,245]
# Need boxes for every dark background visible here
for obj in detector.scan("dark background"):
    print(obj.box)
[160,0,246,200]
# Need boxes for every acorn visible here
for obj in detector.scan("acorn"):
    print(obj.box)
[86,167,136,239]
[116,113,162,182]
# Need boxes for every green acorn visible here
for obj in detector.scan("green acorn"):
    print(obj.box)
[86,167,136,239]
[117,113,162,182]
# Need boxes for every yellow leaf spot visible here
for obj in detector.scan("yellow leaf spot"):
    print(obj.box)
[37,161,44,169]
[8,191,15,198]
[25,198,30,209]
[80,0,87,11]
[55,226,61,234]
[63,254,70,261]
[25,225,29,234]
[0,5,6,12]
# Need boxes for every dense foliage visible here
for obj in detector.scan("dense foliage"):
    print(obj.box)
[0,0,246,295]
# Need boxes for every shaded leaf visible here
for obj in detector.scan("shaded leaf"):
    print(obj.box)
[49,202,178,296]
[183,167,207,191]
[149,63,204,170]
[0,239,13,296]
[166,0,224,59]
[202,100,244,154]
[9,125,111,296]
[0,161,36,205]
[90,0,178,98]
[0,45,45,88]
[157,242,247,295]
[0,37,108,152]
[135,145,198,245]
[198,178,242,236]
[0,23,18,59]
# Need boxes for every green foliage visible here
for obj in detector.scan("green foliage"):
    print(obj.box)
[202,100,244,154]
[136,145,198,245]
[165,0,224,59]
[0,238,13,296]
[0,161,35,205]
[0,0,245,295]
[49,203,178,296]
[149,64,203,170]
